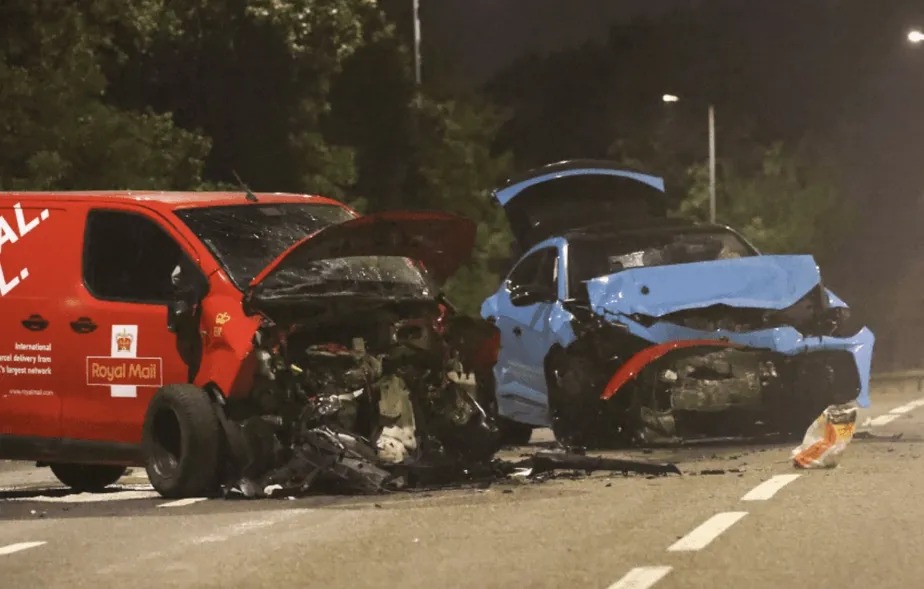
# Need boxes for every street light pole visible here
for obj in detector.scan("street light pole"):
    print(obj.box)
[708,104,716,224]
[413,0,422,85]
[662,94,717,223]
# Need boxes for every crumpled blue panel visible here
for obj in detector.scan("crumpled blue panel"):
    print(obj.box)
[585,255,823,318]
[615,318,875,408]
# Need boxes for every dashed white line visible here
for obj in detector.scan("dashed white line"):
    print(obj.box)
[667,511,748,552]
[157,497,208,508]
[192,509,311,544]
[607,566,673,589]
[0,542,46,556]
[887,398,924,415]
[869,414,900,427]
[741,474,801,501]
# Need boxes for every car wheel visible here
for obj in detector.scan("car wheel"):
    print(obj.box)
[50,464,126,492]
[496,417,533,446]
[142,384,223,498]
[546,352,595,448]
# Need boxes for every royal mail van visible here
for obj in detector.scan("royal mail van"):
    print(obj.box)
[0,191,359,493]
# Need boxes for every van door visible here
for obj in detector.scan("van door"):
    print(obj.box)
[60,207,206,453]
[0,201,67,457]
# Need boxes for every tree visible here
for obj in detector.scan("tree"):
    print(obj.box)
[410,97,515,314]
[0,1,210,190]
[675,142,856,259]
[106,0,380,195]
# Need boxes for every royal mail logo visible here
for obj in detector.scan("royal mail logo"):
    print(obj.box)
[86,357,163,387]
[215,312,231,325]
[85,324,153,398]
[115,329,133,352]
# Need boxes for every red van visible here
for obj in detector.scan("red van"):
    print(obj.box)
[0,192,496,497]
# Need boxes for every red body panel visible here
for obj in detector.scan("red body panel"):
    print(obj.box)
[194,285,262,397]
[599,339,741,401]
[0,191,352,462]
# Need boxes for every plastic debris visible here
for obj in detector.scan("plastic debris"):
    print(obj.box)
[791,403,858,469]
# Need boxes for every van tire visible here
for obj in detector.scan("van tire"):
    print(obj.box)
[142,384,222,498]
[50,464,126,492]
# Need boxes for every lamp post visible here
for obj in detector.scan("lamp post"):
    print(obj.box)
[413,0,422,85]
[663,94,717,223]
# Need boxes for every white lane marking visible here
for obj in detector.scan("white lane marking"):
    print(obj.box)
[667,511,748,552]
[0,542,46,556]
[7,490,159,503]
[741,474,801,501]
[870,414,899,427]
[193,509,312,544]
[607,566,673,589]
[888,398,924,415]
[157,497,208,508]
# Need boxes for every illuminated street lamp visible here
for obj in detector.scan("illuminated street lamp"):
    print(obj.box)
[663,94,717,224]
[909,29,924,44]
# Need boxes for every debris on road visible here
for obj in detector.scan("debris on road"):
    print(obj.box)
[511,452,681,478]
[854,431,903,442]
[791,403,858,469]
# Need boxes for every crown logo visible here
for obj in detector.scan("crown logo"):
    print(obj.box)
[115,330,133,352]
[215,312,231,326]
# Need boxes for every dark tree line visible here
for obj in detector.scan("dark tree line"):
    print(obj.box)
[3,0,923,366]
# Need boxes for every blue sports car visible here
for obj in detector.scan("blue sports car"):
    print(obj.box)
[480,160,875,446]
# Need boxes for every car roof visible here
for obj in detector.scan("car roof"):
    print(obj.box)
[0,191,345,211]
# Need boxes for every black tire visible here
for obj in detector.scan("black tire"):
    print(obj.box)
[546,351,594,448]
[50,463,126,492]
[142,384,222,498]
[497,417,533,446]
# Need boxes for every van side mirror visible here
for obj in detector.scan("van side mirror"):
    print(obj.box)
[167,263,207,332]
[167,300,191,333]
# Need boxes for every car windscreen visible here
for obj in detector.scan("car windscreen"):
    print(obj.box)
[175,203,355,289]
[255,255,434,299]
[568,229,757,299]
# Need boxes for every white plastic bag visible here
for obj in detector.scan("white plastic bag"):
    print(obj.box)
[791,403,858,469]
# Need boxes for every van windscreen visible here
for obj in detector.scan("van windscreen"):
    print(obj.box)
[175,203,355,289]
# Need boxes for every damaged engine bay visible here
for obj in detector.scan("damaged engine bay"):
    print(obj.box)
[220,301,507,497]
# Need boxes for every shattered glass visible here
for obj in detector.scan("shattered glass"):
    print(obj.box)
[175,203,355,288]
[569,227,756,288]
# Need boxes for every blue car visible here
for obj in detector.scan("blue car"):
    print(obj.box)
[480,160,875,446]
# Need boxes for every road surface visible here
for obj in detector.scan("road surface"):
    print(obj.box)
[0,386,918,589]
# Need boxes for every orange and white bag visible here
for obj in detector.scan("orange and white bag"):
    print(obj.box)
[791,403,858,469]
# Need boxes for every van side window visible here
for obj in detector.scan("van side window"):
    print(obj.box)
[83,210,190,303]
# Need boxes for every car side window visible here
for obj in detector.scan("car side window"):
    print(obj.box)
[507,247,559,294]
[83,210,194,304]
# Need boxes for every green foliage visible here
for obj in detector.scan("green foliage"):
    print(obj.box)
[411,97,514,314]
[0,1,210,190]
[675,142,856,258]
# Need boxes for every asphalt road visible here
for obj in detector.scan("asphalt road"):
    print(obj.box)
[0,388,918,589]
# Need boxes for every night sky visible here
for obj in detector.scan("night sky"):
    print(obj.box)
[426,0,676,80]
[422,0,924,358]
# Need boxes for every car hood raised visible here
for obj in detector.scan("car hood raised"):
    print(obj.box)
[584,255,823,319]
[493,160,668,250]
[249,210,477,291]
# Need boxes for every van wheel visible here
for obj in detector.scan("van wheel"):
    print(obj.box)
[50,464,126,492]
[142,384,222,498]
